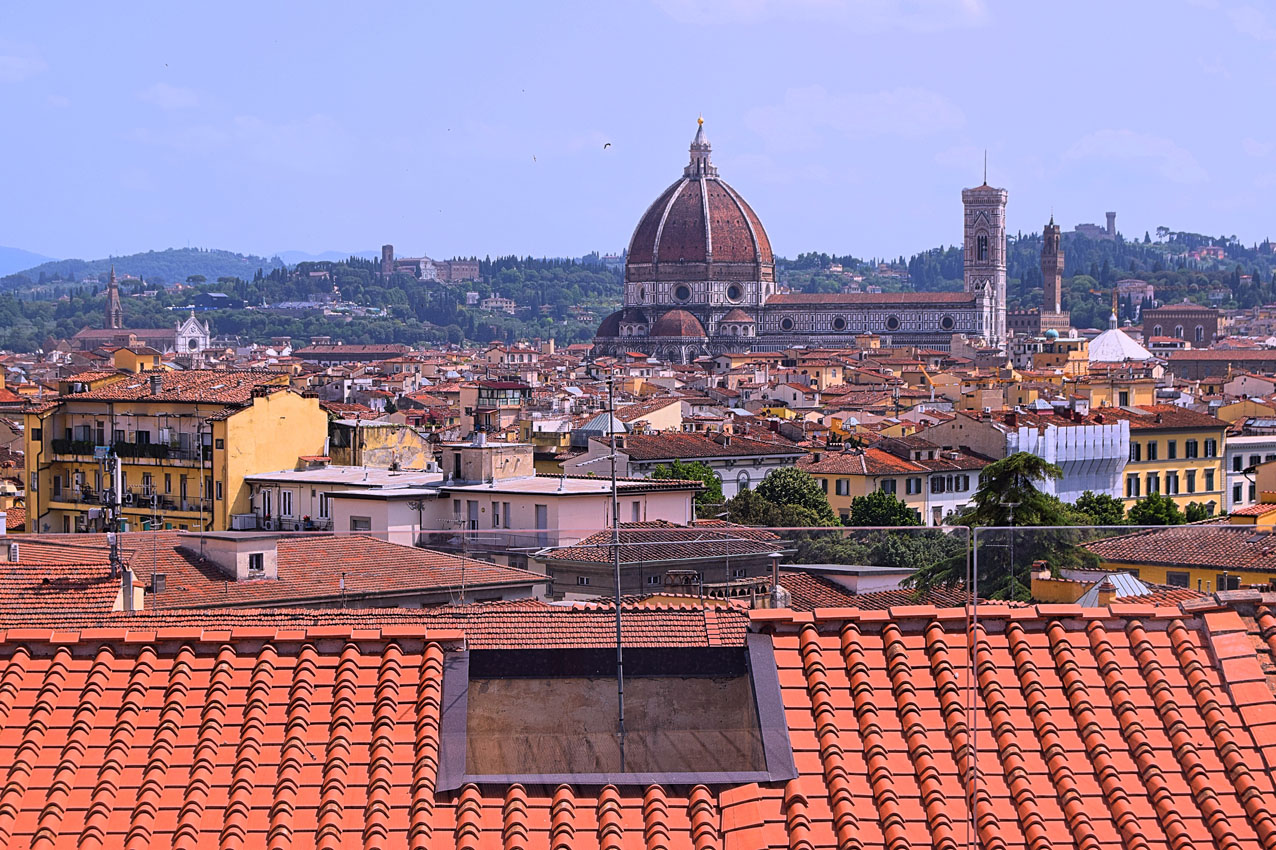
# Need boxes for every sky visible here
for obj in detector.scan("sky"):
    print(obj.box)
[1,0,1273,264]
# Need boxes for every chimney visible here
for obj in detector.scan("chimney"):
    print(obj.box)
[151,572,166,594]
[149,374,162,395]
[121,565,136,612]
[1004,411,1018,427]
[6,542,16,562]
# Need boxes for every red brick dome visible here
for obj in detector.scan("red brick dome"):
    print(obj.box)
[650,309,707,338]
[625,121,773,281]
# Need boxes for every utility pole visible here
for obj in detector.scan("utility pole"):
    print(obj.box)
[607,372,626,770]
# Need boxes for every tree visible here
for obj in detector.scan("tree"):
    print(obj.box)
[754,467,839,526]
[652,460,723,519]
[909,452,1095,598]
[186,274,206,285]
[1127,492,1185,526]
[1185,501,1213,523]
[1073,490,1125,526]
[847,489,920,527]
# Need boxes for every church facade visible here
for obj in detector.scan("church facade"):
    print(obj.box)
[594,121,1008,362]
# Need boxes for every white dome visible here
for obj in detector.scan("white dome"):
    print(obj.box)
[1089,326,1153,363]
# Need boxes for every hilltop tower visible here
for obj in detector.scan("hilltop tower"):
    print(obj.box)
[105,266,123,329]
[380,244,394,278]
[962,179,1008,347]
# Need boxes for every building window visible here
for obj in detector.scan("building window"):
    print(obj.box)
[737,471,750,491]
[215,482,223,501]
[1195,326,1205,343]
[1205,469,1215,491]
[1234,483,1244,505]
[977,234,988,261]
[880,479,897,494]
[1184,439,1198,459]
[1130,442,1142,462]
[1233,455,1243,472]
[631,501,641,522]
[1217,574,1240,591]
[930,476,944,494]
[1147,473,1159,494]
[907,477,922,495]
[835,479,849,496]
[1147,441,1158,461]
[248,553,265,574]
[281,490,293,517]
[1119,391,1130,406]
[1204,439,1217,458]
[779,316,794,332]
[733,568,747,578]
[1251,483,1258,501]
[1165,471,1178,495]
[492,501,502,528]
[1251,454,1263,468]
[1186,469,1196,493]
[1174,325,1184,339]
[1167,440,1177,460]
[1153,325,1163,337]
[885,315,901,331]
[1127,475,1140,499]
[1166,571,1190,588]
[215,438,224,450]
[820,478,828,493]
[350,516,372,532]
[576,576,591,586]
[318,493,329,517]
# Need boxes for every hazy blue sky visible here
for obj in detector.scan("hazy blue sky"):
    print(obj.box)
[1,1,1273,263]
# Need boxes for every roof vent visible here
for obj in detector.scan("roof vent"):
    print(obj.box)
[6,543,17,563]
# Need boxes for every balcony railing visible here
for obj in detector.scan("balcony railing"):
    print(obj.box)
[50,439,210,464]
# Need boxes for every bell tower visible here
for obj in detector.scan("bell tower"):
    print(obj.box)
[961,176,1008,347]
[105,266,124,330]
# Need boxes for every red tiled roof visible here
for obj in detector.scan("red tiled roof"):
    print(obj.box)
[543,520,781,564]
[619,431,804,460]
[9,533,545,608]
[0,596,1271,846]
[57,369,287,404]
[779,570,978,610]
[1230,503,1276,517]
[1086,524,1276,574]
[768,291,975,304]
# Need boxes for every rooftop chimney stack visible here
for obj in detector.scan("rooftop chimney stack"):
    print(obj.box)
[149,374,162,395]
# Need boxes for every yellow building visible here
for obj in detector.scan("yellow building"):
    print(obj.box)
[1087,520,1276,591]
[1101,405,1227,512]
[24,370,327,533]
[1069,375,1157,409]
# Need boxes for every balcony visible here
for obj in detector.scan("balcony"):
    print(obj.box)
[50,438,210,466]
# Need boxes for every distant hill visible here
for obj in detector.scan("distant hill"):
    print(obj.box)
[5,247,284,289]
[0,246,56,277]
[275,249,380,264]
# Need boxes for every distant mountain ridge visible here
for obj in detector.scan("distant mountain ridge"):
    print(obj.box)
[5,247,284,288]
[0,246,56,277]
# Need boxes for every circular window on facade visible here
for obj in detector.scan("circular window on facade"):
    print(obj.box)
[639,286,647,301]
[779,316,795,332]
[939,315,955,331]
[674,284,692,302]
[726,284,743,302]
[831,316,847,331]
[885,315,901,331]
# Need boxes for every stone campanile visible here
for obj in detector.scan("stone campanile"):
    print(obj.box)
[1042,217,1063,313]
[962,180,1008,347]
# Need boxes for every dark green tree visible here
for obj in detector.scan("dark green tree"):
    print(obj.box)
[1128,492,1185,526]
[1073,490,1126,526]
[754,467,839,526]
[1185,501,1213,523]
[909,452,1095,598]
[652,460,724,519]
[847,489,920,527]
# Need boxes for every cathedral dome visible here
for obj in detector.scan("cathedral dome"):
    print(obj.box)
[595,307,645,337]
[650,309,707,338]
[625,119,773,281]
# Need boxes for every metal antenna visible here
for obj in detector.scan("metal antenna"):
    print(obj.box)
[607,373,626,769]
[983,149,987,184]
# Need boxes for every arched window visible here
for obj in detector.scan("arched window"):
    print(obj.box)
[1153,325,1163,337]
[737,470,751,492]
[1195,325,1205,343]
[1174,325,1184,339]
[977,234,988,261]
